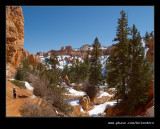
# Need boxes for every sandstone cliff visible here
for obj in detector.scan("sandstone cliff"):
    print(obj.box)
[6,6,41,78]
[6,6,25,78]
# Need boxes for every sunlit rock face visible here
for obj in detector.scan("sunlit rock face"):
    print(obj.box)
[6,6,41,78]
[6,6,24,78]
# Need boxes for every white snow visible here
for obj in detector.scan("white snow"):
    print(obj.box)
[99,55,109,77]
[9,78,15,81]
[141,39,150,57]
[29,95,37,98]
[55,110,58,114]
[141,39,146,48]
[145,47,149,57]
[24,81,34,90]
[108,88,116,91]
[68,98,80,106]
[99,85,106,89]
[97,91,113,98]
[60,82,68,87]
[66,87,86,96]
[88,101,117,117]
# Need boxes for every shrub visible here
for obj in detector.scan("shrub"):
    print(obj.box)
[15,67,26,81]
[19,99,57,117]
[31,68,73,116]
[26,73,38,83]
[83,79,97,101]
[33,78,47,98]
[45,86,73,115]
[9,80,26,89]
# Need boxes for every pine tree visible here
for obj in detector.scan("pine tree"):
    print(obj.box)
[150,31,154,37]
[106,10,131,107]
[74,58,82,83]
[89,37,102,87]
[144,31,150,46]
[87,37,102,100]
[62,65,70,78]
[82,48,91,81]
[106,11,152,114]
[126,24,152,113]
[49,54,59,70]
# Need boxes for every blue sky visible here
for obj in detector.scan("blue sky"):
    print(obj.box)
[22,6,154,54]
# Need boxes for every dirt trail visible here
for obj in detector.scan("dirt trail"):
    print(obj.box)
[6,80,39,117]
[6,97,39,117]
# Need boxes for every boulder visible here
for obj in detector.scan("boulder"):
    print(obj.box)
[105,105,123,116]
[79,95,93,111]
[72,105,81,116]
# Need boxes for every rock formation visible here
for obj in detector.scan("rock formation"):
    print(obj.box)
[36,44,108,59]
[6,6,25,78]
[29,54,41,66]
[79,95,93,111]
[6,6,41,78]
[61,46,65,51]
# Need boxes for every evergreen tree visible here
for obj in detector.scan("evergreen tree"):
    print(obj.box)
[68,64,76,83]
[126,24,152,113]
[81,48,91,81]
[144,31,150,46]
[74,58,82,83]
[106,10,131,106]
[87,37,102,100]
[89,37,102,87]
[50,54,59,70]
[62,65,70,78]
[150,31,154,37]
[106,11,152,114]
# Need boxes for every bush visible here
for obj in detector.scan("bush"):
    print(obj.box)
[83,79,98,101]
[19,99,57,117]
[26,73,38,83]
[15,54,32,81]
[9,80,26,89]
[45,86,73,115]
[31,68,73,116]
[15,67,26,81]
[33,78,47,98]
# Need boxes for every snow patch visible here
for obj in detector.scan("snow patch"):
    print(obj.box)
[29,95,37,98]
[68,98,80,106]
[9,78,15,81]
[24,82,34,90]
[88,101,117,117]
[66,87,86,96]
[97,91,113,98]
